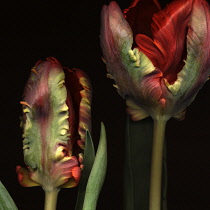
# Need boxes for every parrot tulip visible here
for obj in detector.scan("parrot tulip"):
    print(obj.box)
[16,57,91,209]
[100,0,210,121]
[101,1,210,209]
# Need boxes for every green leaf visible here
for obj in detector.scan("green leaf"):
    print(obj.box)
[0,181,18,210]
[82,123,107,210]
[75,130,95,210]
[124,116,167,210]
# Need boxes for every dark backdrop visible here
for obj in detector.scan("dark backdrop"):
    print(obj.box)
[1,0,210,209]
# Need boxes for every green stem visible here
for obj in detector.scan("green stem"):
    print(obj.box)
[44,188,60,210]
[149,119,167,210]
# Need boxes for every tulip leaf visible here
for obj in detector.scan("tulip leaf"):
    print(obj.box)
[124,116,167,210]
[75,130,95,210]
[0,182,18,210]
[82,123,107,210]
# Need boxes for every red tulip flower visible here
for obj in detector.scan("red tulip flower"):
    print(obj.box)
[16,57,91,209]
[101,1,210,209]
[101,0,210,121]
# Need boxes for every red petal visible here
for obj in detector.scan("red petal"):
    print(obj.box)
[16,166,40,187]
[64,68,92,150]
[64,68,82,149]
[136,34,164,69]
[75,69,92,145]
[136,0,193,84]
[124,0,161,41]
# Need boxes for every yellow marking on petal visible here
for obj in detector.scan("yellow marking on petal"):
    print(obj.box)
[126,99,149,121]
[163,78,170,87]
[107,73,114,79]
[16,166,41,187]
[81,98,91,107]
[61,177,78,188]
[55,146,66,160]
[134,63,140,67]
[23,145,29,150]
[23,108,30,113]
[60,156,71,163]
[78,153,83,164]
[80,124,87,130]
[60,104,68,112]
[62,123,69,130]
[31,67,38,75]
[164,78,181,96]
[60,129,67,136]
[58,115,69,124]
[129,50,137,62]
[57,79,65,88]
[113,84,119,89]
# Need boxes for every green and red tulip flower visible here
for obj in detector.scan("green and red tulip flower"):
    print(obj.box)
[14,57,107,210]
[100,0,210,209]
[16,57,92,192]
[1,0,209,209]
[101,0,210,121]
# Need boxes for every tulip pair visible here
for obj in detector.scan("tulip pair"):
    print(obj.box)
[16,0,210,209]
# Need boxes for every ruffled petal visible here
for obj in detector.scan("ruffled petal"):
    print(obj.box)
[64,68,92,150]
[21,57,69,171]
[101,0,210,121]
[76,69,92,147]
[101,2,156,98]
[101,1,133,65]
[136,0,193,84]
[18,57,90,190]
[100,1,134,98]
[101,1,172,120]
[126,99,149,121]
[124,0,161,40]
[16,166,40,187]
[166,0,210,110]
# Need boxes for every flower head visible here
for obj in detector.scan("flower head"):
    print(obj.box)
[17,57,91,191]
[100,0,210,121]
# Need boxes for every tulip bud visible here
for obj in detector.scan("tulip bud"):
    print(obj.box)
[17,57,92,192]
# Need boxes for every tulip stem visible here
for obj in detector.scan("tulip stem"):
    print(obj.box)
[149,119,167,210]
[44,188,60,210]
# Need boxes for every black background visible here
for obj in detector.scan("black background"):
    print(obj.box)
[1,0,210,209]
